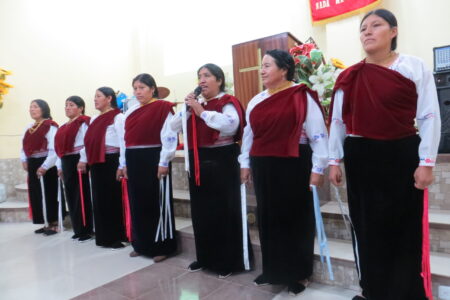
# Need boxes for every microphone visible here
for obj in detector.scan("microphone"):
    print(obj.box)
[186,86,203,111]
[193,86,202,98]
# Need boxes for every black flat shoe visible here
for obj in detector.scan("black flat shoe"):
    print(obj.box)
[71,234,82,240]
[288,281,307,296]
[44,229,58,236]
[129,251,141,257]
[34,227,46,234]
[218,271,232,279]
[253,274,270,286]
[187,261,203,272]
[109,242,125,249]
[78,234,93,243]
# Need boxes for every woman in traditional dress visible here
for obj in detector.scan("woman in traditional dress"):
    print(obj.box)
[78,87,126,249]
[170,63,251,278]
[122,73,177,262]
[55,96,93,242]
[239,50,328,295]
[328,9,441,300]
[21,99,59,235]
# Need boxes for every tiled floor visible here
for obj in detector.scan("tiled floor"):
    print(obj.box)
[0,221,356,300]
[0,222,152,300]
[75,254,356,300]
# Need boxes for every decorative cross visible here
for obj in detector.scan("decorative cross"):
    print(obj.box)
[238,48,263,92]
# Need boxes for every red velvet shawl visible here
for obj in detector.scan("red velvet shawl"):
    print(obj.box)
[84,109,120,165]
[23,119,59,156]
[55,115,90,157]
[329,61,417,140]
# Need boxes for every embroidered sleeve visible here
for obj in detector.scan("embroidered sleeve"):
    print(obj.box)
[304,93,329,174]
[200,103,240,136]
[415,61,441,167]
[328,89,346,166]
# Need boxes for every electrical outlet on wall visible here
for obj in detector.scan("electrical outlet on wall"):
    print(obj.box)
[439,286,450,300]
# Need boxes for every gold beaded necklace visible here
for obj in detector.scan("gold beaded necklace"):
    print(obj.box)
[28,119,46,134]
[268,81,294,95]
[100,107,114,115]
[68,115,80,123]
[140,98,158,107]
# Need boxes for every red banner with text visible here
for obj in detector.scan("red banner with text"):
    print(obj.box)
[310,0,381,25]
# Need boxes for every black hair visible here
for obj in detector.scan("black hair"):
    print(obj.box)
[132,73,159,98]
[96,87,117,108]
[31,99,52,120]
[197,63,226,92]
[361,9,398,51]
[265,49,295,81]
[66,95,86,115]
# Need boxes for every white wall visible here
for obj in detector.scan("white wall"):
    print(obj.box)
[1,0,449,159]
[0,0,138,158]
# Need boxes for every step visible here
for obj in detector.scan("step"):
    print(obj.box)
[327,154,450,210]
[0,198,30,222]
[173,187,450,254]
[175,217,450,299]
[14,183,28,202]
[173,188,258,227]
[321,201,450,255]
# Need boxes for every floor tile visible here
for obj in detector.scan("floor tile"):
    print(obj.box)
[272,282,356,300]
[137,270,228,300]
[0,222,151,300]
[102,263,187,298]
[72,287,131,300]
[203,282,275,300]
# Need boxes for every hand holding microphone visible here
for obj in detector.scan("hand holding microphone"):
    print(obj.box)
[185,86,204,116]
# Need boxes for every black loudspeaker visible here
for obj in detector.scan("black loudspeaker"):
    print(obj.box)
[435,71,450,153]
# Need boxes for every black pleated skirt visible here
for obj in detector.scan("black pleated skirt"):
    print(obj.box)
[61,154,93,236]
[189,143,252,274]
[27,157,59,224]
[90,153,126,246]
[344,135,427,300]
[125,147,177,257]
[250,144,315,285]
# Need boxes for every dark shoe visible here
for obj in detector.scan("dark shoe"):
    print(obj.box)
[153,255,167,263]
[110,242,125,249]
[288,281,307,296]
[188,261,203,272]
[218,271,232,279]
[44,228,58,236]
[71,234,82,240]
[352,296,366,300]
[253,274,270,286]
[78,234,93,243]
[129,251,141,257]
[34,227,46,234]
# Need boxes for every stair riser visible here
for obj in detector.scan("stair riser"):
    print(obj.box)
[0,207,30,222]
[177,229,448,298]
[323,214,450,255]
[15,190,28,202]
[330,161,450,210]
[174,198,450,255]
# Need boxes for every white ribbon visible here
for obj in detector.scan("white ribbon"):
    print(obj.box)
[332,185,351,234]
[39,176,49,227]
[166,174,173,239]
[155,175,174,242]
[310,184,334,280]
[332,185,361,279]
[181,105,190,175]
[88,172,95,232]
[240,184,250,270]
[57,180,64,233]
[155,178,165,242]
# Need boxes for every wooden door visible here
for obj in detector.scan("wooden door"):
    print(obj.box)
[232,32,301,108]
